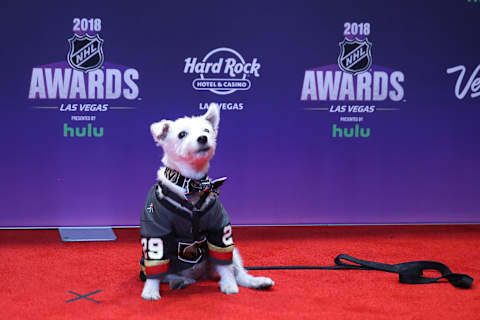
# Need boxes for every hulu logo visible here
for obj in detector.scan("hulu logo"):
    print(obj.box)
[63,123,104,138]
[332,124,370,138]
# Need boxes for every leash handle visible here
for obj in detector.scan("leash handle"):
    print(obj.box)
[335,254,473,288]
[246,254,474,289]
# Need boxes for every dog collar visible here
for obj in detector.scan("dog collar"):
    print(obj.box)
[163,167,226,195]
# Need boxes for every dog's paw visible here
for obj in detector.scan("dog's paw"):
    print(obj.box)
[141,279,161,301]
[220,281,239,295]
[250,276,275,290]
[169,278,196,290]
[236,273,275,290]
[141,289,161,301]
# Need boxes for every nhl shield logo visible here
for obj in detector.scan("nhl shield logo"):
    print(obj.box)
[67,34,104,72]
[338,38,372,74]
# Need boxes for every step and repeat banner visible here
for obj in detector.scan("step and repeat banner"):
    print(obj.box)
[1,1,479,227]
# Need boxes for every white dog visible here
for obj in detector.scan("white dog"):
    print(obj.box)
[140,103,274,300]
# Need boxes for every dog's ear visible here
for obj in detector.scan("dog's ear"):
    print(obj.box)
[203,103,220,131]
[150,120,171,146]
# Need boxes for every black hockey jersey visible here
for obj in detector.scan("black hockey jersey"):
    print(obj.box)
[140,183,234,279]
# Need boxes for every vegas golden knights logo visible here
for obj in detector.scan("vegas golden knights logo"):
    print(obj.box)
[67,34,104,72]
[178,239,207,263]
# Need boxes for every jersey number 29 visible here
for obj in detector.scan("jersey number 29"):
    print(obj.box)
[141,238,163,260]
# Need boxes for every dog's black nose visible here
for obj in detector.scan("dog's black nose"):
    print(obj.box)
[197,135,208,144]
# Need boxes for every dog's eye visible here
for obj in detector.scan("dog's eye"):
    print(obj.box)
[203,129,210,133]
[178,131,187,139]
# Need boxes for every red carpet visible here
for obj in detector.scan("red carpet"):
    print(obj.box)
[0,226,479,320]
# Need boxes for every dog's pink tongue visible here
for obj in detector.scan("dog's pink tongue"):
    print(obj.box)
[188,156,210,173]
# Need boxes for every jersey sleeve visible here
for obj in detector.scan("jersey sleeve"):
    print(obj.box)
[206,201,234,265]
[140,189,172,278]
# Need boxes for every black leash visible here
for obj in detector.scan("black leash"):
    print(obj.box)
[245,254,474,289]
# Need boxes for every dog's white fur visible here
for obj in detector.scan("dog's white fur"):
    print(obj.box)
[141,103,274,300]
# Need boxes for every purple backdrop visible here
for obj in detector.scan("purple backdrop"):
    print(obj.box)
[0,1,479,227]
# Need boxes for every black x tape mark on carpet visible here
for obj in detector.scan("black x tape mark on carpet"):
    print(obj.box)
[65,290,102,303]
